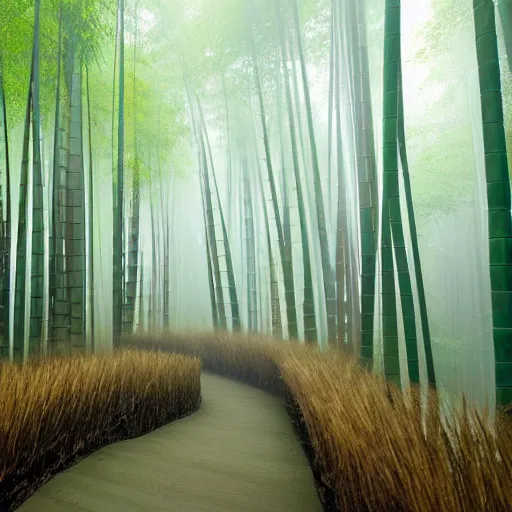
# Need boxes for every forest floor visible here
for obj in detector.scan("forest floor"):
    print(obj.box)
[17,372,321,512]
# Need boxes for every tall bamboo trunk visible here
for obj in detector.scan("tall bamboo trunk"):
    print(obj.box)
[159,154,170,330]
[381,1,401,386]
[29,0,44,358]
[86,67,94,352]
[291,0,336,343]
[66,51,86,353]
[327,0,335,226]
[472,0,512,406]
[198,122,226,329]
[149,177,158,330]
[180,63,221,330]
[113,0,125,344]
[397,64,436,386]
[200,162,219,330]
[169,178,177,329]
[333,0,347,346]
[222,75,234,235]
[382,0,421,386]
[350,0,379,367]
[250,30,298,339]
[242,146,257,332]
[138,249,144,332]
[340,0,361,353]
[123,184,139,333]
[163,216,170,330]
[0,58,11,357]
[278,3,317,342]
[0,77,5,349]
[13,89,32,362]
[124,11,140,334]
[249,105,283,338]
[199,103,240,331]
[14,0,44,360]
[288,31,309,175]
[256,150,282,338]
[50,11,70,354]
[275,66,297,340]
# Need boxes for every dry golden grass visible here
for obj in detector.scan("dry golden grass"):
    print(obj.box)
[127,332,512,512]
[0,349,201,510]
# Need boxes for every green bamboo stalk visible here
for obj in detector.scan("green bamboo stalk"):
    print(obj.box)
[66,51,86,353]
[255,148,282,338]
[169,177,177,329]
[287,29,309,176]
[29,0,44,358]
[163,208,170,330]
[249,28,298,339]
[248,100,283,338]
[382,0,421,385]
[138,249,144,332]
[14,81,32,362]
[158,147,169,330]
[198,120,227,329]
[86,66,94,353]
[275,66,295,337]
[156,112,169,330]
[199,159,219,330]
[13,90,31,362]
[278,2,317,342]
[242,145,257,332]
[327,0,335,224]
[291,0,337,343]
[222,75,234,235]
[199,103,240,331]
[149,173,158,330]
[14,0,43,361]
[472,0,512,407]
[351,0,379,368]
[0,72,5,352]
[113,0,125,344]
[124,6,140,334]
[397,63,436,386]
[339,0,361,354]
[381,0,401,386]
[333,0,347,347]
[180,62,225,330]
[50,9,70,353]
[0,58,11,358]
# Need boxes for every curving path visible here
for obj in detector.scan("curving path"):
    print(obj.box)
[18,372,322,511]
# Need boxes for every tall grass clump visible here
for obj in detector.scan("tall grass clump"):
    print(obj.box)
[0,349,201,511]
[126,332,512,512]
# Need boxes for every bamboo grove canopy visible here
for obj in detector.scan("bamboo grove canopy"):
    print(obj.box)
[0,0,511,411]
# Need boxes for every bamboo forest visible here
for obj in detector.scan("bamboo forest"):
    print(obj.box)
[1,0,512,510]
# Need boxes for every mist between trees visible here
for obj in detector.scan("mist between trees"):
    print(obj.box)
[0,0,511,412]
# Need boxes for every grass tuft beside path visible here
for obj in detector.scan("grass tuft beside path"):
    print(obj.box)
[0,349,201,511]
[126,332,512,512]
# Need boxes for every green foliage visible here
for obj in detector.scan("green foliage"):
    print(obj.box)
[417,0,512,187]
[0,0,116,127]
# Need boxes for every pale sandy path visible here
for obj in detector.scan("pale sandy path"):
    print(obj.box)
[18,372,322,511]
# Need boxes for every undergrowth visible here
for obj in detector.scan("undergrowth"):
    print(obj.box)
[0,349,201,511]
[126,332,512,512]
